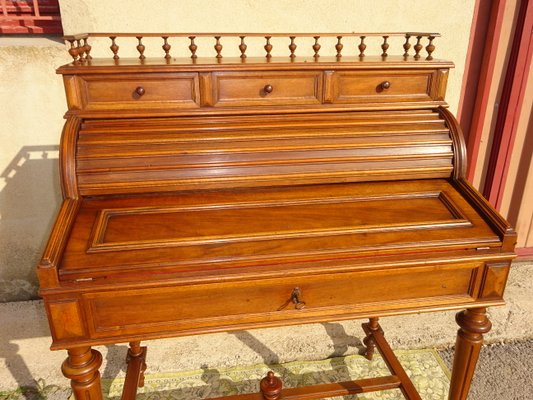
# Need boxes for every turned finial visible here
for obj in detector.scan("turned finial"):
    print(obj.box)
[260,371,282,400]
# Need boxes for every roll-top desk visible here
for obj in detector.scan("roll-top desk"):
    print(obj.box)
[39,33,516,400]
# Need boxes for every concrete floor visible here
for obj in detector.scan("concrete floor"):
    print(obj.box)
[2,341,532,399]
[1,262,532,398]
[439,341,533,399]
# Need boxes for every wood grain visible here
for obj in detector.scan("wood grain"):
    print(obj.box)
[39,31,516,400]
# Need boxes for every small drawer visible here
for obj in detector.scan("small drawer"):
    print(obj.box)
[211,71,322,107]
[77,73,200,111]
[83,262,479,338]
[328,70,437,104]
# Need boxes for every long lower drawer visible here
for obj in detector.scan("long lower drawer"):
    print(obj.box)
[81,262,481,339]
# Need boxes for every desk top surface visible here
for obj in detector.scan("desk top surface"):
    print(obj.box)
[59,179,501,283]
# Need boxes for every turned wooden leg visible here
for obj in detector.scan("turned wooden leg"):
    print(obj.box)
[128,341,147,387]
[448,308,492,400]
[61,346,103,400]
[122,341,148,400]
[260,371,283,400]
[363,317,379,360]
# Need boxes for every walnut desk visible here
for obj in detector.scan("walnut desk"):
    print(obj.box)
[38,32,516,400]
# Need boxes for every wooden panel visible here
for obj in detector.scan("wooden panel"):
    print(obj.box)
[75,110,454,195]
[212,71,322,106]
[89,192,469,252]
[479,262,510,299]
[47,300,85,340]
[78,73,200,110]
[83,262,479,338]
[59,179,501,280]
[329,70,435,104]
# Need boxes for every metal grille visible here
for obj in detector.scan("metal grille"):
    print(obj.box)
[0,0,62,34]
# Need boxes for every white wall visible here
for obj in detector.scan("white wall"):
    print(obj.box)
[0,38,70,301]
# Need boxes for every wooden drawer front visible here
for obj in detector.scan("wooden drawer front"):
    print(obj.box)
[329,70,436,104]
[78,73,200,110]
[212,71,322,107]
[84,263,478,338]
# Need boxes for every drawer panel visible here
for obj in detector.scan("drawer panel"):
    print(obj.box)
[212,71,322,107]
[83,262,479,338]
[78,73,200,110]
[329,70,436,104]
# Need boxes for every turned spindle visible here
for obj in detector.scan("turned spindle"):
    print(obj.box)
[313,36,321,58]
[289,36,296,58]
[83,38,92,60]
[136,36,145,60]
[426,35,436,60]
[381,35,389,57]
[239,36,247,58]
[403,34,411,57]
[335,36,343,58]
[264,36,273,58]
[358,36,366,57]
[260,371,283,400]
[110,36,119,59]
[76,40,86,61]
[214,36,223,58]
[189,36,198,59]
[127,341,147,388]
[363,317,380,360]
[414,35,423,59]
[67,39,79,63]
[162,36,171,59]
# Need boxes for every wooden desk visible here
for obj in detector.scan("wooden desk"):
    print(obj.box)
[38,32,516,400]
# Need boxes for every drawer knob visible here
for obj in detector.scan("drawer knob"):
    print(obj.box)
[380,81,391,90]
[263,84,274,94]
[135,86,145,96]
[291,287,306,310]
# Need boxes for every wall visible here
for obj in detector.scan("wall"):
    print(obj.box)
[0,0,476,302]
[0,38,70,302]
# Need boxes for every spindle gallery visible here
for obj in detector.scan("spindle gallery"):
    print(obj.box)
[39,31,516,400]
[64,32,439,62]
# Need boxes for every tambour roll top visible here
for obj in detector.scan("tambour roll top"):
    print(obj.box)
[75,110,455,196]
